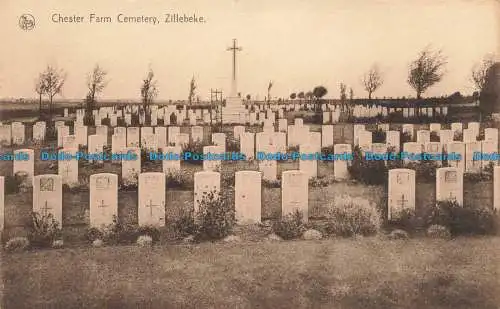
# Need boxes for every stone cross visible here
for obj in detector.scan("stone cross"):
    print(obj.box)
[226,38,242,97]
[41,201,52,216]
[145,199,162,218]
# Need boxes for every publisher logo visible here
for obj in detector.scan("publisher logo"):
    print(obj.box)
[19,14,35,31]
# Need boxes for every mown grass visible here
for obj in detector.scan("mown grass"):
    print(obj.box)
[2,237,499,309]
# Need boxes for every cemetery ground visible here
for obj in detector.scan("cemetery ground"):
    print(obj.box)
[2,107,500,308]
[2,237,499,308]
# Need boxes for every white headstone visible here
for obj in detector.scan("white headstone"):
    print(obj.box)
[281,170,308,222]
[203,146,223,171]
[127,127,140,147]
[162,146,181,174]
[90,173,119,227]
[321,125,334,148]
[240,132,255,160]
[446,142,465,172]
[138,172,166,227]
[193,171,221,213]
[465,141,482,173]
[436,167,463,205]
[13,149,34,185]
[235,171,262,224]
[121,147,141,185]
[58,148,79,186]
[334,144,351,180]
[33,175,63,225]
[388,169,416,220]
[299,144,318,178]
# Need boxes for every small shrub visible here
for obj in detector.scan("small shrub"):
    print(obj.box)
[272,210,306,240]
[348,146,388,185]
[136,225,161,242]
[226,138,240,152]
[4,174,23,194]
[308,177,330,187]
[262,179,281,188]
[372,129,386,143]
[195,190,235,241]
[401,131,412,143]
[325,195,381,237]
[28,212,62,249]
[166,170,192,189]
[321,145,335,156]
[430,132,440,142]
[172,208,198,239]
[182,141,205,165]
[87,216,139,245]
[453,131,463,141]
[5,237,30,252]
[85,227,104,243]
[426,200,499,236]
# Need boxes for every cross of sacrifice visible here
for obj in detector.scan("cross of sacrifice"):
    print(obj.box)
[97,199,109,215]
[145,199,162,218]
[41,201,52,216]
[226,38,242,97]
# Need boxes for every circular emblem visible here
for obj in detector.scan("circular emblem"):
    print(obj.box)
[19,14,35,31]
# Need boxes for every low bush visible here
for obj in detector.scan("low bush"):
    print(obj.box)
[182,141,205,165]
[4,237,30,252]
[86,216,138,245]
[166,170,192,189]
[195,190,235,241]
[171,208,198,239]
[4,174,23,194]
[400,131,413,143]
[272,209,306,240]
[136,225,161,242]
[387,208,423,233]
[430,132,440,142]
[325,195,381,237]
[348,146,388,185]
[372,129,386,143]
[425,200,499,236]
[226,138,240,152]
[28,212,62,249]
[262,179,281,188]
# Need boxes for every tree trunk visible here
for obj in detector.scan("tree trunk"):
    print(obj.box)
[368,92,372,100]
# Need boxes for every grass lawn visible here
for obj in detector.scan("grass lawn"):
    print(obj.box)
[2,237,499,309]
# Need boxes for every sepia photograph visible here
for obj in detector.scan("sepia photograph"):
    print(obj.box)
[0,0,499,308]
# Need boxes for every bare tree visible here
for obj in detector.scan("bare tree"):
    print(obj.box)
[267,81,273,102]
[35,73,46,113]
[349,87,354,100]
[471,54,495,94]
[86,64,108,121]
[362,65,384,99]
[140,68,158,111]
[188,76,197,105]
[42,65,66,119]
[407,48,447,99]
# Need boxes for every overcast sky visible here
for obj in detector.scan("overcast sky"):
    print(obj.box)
[0,0,498,100]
